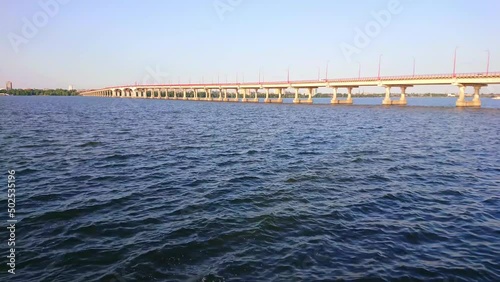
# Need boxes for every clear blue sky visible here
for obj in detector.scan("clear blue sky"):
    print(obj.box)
[1,0,500,93]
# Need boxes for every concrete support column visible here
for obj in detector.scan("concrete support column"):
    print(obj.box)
[456,85,466,106]
[264,88,271,103]
[223,89,228,102]
[183,89,187,100]
[382,86,392,105]
[235,89,239,101]
[253,89,259,102]
[241,89,248,102]
[347,87,353,102]
[473,85,481,104]
[307,88,313,102]
[330,87,338,104]
[456,85,481,107]
[399,86,408,105]
[278,89,283,101]
[293,88,300,104]
[205,89,212,101]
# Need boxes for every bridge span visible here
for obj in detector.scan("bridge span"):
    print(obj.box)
[81,72,500,107]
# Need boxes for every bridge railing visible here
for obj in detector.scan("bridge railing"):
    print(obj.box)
[97,72,500,90]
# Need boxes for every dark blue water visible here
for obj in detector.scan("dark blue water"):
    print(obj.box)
[1,96,499,281]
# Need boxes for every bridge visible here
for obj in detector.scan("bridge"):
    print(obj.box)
[81,72,500,107]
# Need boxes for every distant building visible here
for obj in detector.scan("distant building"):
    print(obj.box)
[6,81,12,90]
[68,85,73,91]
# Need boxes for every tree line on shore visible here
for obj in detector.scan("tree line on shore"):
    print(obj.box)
[2,89,78,96]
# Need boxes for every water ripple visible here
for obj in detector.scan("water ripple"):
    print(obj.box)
[1,96,499,281]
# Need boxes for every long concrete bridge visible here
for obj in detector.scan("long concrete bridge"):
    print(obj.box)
[81,72,500,107]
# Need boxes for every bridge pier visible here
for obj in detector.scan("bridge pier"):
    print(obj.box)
[305,88,314,104]
[277,88,284,103]
[241,89,248,102]
[264,88,270,103]
[251,89,259,102]
[205,89,213,101]
[263,88,283,103]
[456,84,482,107]
[331,87,354,104]
[271,88,283,103]
[382,86,408,105]
[221,89,227,102]
[293,88,313,104]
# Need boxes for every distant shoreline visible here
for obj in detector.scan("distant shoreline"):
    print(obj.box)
[1,89,78,96]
